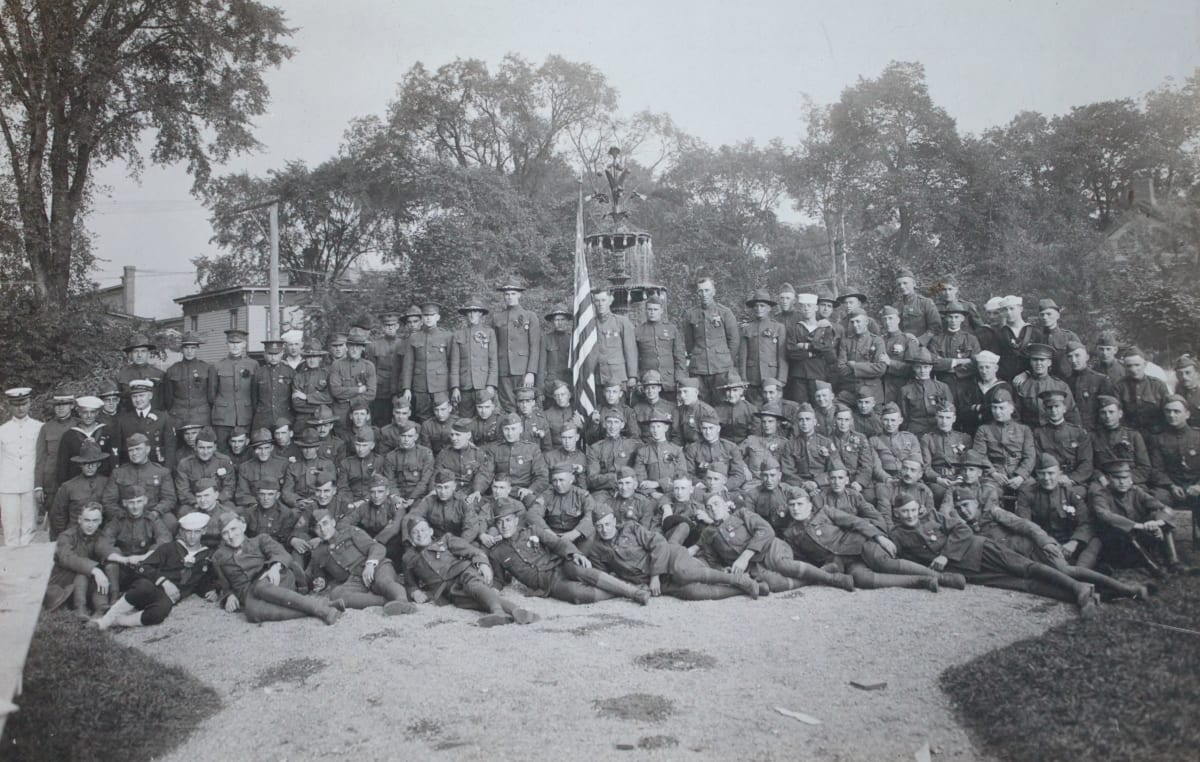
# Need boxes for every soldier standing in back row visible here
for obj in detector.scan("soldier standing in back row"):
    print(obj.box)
[738,289,787,406]
[895,268,942,346]
[591,287,639,393]
[251,340,295,433]
[163,332,214,429]
[539,304,573,397]
[402,302,457,422]
[367,312,406,427]
[452,296,498,419]
[329,327,376,436]
[635,295,687,402]
[683,277,739,406]
[211,329,258,452]
[116,334,166,413]
[489,278,541,412]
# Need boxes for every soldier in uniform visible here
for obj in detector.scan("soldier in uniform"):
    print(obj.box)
[782,293,837,405]
[631,371,675,444]
[330,327,377,436]
[585,379,636,444]
[251,339,295,432]
[212,511,342,625]
[894,268,941,346]
[684,409,750,492]
[543,381,581,449]
[590,286,638,392]
[1148,396,1200,515]
[36,394,78,516]
[102,433,176,531]
[233,428,289,509]
[634,412,686,500]
[1066,341,1116,431]
[928,301,980,409]
[282,428,336,509]
[402,513,538,627]
[544,421,587,491]
[43,503,113,617]
[489,279,541,412]
[998,296,1035,383]
[402,302,456,422]
[175,427,236,511]
[837,309,887,402]
[715,372,756,444]
[418,394,455,455]
[377,398,415,456]
[829,405,877,500]
[971,389,1035,494]
[94,511,219,629]
[452,296,498,418]
[367,312,405,427]
[290,338,333,434]
[931,274,980,333]
[342,474,405,556]
[742,402,792,477]
[211,329,258,451]
[738,289,787,404]
[514,387,552,452]
[163,332,213,429]
[227,427,252,466]
[1033,389,1094,487]
[603,467,658,529]
[337,428,387,500]
[530,461,597,553]
[380,420,434,512]
[671,378,715,447]
[635,296,687,402]
[852,388,884,438]
[920,404,972,502]
[1091,331,1125,386]
[489,413,549,508]
[1092,459,1186,575]
[1033,299,1081,380]
[682,277,739,405]
[103,484,171,596]
[780,403,836,494]
[50,440,110,538]
[869,402,922,484]
[97,382,122,428]
[469,388,504,450]
[435,418,493,504]
[879,306,918,404]
[1016,453,1100,568]
[1092,396,1152,487]
[191,479,234,548]
[1013,344,1080,427]
[899,348,953,436]
[1117,347,1170,436]
[539,304,573,396]
[305,508,416,615]
[116,334,165,412]
[1172,354,1200,424]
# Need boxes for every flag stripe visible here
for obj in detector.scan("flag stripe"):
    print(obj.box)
[570,183,598,418]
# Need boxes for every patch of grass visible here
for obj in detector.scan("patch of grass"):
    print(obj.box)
[251,657,326,689]
[1,611,220,762]
[553,613,654,637]
[593,693,675,722]
[941,555,1200,762]
[634,648,717,671]
[638,734,679,749]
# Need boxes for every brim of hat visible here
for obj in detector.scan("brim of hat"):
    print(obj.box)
[123,344,155,351]
[544,311,571,320]
[495,285,527,292]
[836,293,867,303]
[745,299,777,307]
[458,306,490,314]
[70,453,110,463]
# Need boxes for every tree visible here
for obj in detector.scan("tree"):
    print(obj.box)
[0,0,293,303]
[388,53,617,199]
[197,153,403,290]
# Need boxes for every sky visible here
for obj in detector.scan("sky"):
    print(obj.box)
[86,0,1200,317]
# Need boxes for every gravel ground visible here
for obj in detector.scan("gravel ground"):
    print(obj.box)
[111,582,1073,761]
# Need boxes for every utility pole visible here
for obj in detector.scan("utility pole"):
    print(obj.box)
[229,197,281,341]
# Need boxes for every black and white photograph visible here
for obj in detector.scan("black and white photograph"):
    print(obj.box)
[0,1,1197,759]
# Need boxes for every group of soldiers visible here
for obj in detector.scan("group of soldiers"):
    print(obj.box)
[7,270,1197,629]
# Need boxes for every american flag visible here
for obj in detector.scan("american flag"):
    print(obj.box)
[570,184,598,418]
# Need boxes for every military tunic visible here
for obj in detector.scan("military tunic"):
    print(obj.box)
[684,438,749,491]
[586,437,640,493]
[738,318,787,390]
[163,358,214,427]
[635,319,687,392]
[489,306,542,411]
[435,444,494,496]
[174,452,236,509]
[530,487,595,540]
[329,356,377,425]
[780,433,836,489]
[1117,375,1170,436]
[251,362,296,432]
[211,355,258,429]
[839,332,888,401]
[281,456,336,508]
[233,455,289,509]
[337,453,389,499]
[102,461,176,522]
[1033,422,1094,485]
[381,444,434,502]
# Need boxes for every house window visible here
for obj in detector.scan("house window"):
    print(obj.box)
[190,315,198,333]
[229,309,238,330]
